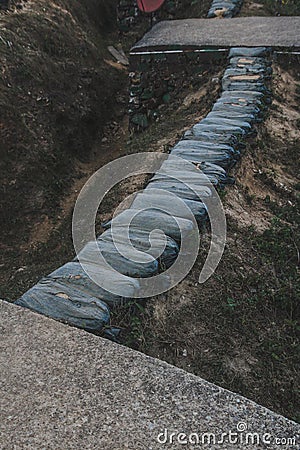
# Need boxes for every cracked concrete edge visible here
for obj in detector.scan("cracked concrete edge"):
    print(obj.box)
[132,17,300,51]
[0,299,299,449]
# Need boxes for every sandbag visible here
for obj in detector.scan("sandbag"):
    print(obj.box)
[182,130,241,147]
[207,110,257,124]
[132,189,208,224]
[213,101,262,116]
[157,160,234,187]
[99,227,179,269]
[157,157,232,185]
[15,279,110,333]
[229,47,271,58]
[102,208,195,243]
[152,169,219,186]
[224,67,270,78]
[46,261,139,308]
[200,116,252,132]
[207,0,242,18]
[196,161,235,185]
[75,240,158,278]
[170,146,238,169]
[220,89,265,101]
[222,79,271,94]
[147,178,212,203]
[207,7,233,17]
[219,91,269,107]
[229,57,272,69]
[189,122,246,138]
[173,139,238,154]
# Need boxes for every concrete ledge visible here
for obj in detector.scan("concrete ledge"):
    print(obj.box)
[0,300,299,448]
[132,17,300,52]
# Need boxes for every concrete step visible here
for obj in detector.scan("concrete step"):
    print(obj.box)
[131,16,300,52]
[0,299,299,449]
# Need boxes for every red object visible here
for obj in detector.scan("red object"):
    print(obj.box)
[137,0,165,13]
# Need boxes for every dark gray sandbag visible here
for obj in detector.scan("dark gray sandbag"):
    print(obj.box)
[226,65,272,76]
[196,161,235,186]
[99,227,179,269]
[207,110,257,123]
[208,0,242,12]
[224,67,270,78]
[207,0,240,18]
[131,189,208,225]
[212,101,262,116]
[200,116,252,132]
[171,139,240,161]
[157,158,234,187]
[222,77,270,92]
[218,94,265,109]
[15,279,110,333]
[157,157,231,185]
[182,131,241,147]
[75,240,158,278]
[46,261,139,308]
[229,47,271,58]
[102,208,195,243]
[207,7,234,17]
[229,56,272,69]
[223,81,271,95]
[147,178,212,203]
[170,147,238,169]
[152,167,220,186]
[211,0,242,5]
[207,8,232,18]
[190,122,246,138]
[173,139,238,155]
[223,89,272,105]
[220,90,265,101]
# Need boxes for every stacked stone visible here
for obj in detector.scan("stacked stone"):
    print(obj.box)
[129,53,175,130]
[207,0,243,18]
[129,50,225,131]
[15,47,272,336]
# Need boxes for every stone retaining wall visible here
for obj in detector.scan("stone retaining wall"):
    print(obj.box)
[129,49,226,130]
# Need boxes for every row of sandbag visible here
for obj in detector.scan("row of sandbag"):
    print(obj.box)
[207,0,243,18]
[15,47,272,335]
[170,47,271,173]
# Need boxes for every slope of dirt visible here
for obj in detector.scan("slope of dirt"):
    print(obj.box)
[0,0,213,289]
[0,61,222,299]
[122,63,300,422]
[0,0,126,250]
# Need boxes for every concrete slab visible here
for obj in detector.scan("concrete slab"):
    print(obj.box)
[0,300,299,449]
[131,17,300,52]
